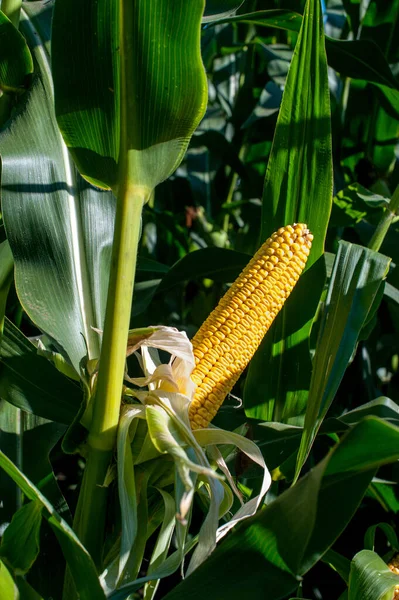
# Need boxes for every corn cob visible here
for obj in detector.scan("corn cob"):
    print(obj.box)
[388,555,399,600]
[189,223,313,430]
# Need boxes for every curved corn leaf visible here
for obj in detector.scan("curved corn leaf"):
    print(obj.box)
[52,0,208,192]
[161,418,399,600]
[0,449,105,600]
[348,550,399,600]
[0,10,33,94]
[295,242,391,479]
[1,4,115,375]
[0,318,82,425]
[244,0,332,421]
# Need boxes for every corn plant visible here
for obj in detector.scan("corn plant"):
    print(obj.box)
[0,1,399,599]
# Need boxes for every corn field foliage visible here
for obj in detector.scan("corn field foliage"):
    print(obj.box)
[0,0,399,599]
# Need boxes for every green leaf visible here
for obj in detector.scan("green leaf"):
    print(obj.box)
[1,4,115,375]
[244,0,332,421]
[0,559,18,600]
[0,318,82,425]
[323,548,351,584]
[349,550,399,600]
[52,0,208,192]
[0,9,33,94]
[161,418,399,600]
[295,242,391,479]
[364,523,399,552]
[0,450,105,600]
[133,248,250,316]
[331,184,388,228]
[0,500,42,575]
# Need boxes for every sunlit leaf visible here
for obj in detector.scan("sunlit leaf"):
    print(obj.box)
[244,0,332,421]
[1,4,115,375]
[52,0,208,193]
[295,242,391,478]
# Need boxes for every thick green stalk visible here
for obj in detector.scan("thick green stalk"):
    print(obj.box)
[72,0,149,569]
[368,184,399,253]
[72,188,145,571]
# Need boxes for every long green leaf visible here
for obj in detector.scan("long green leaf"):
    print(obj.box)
[0,450,105,600]
[244,0,332,421]
[52,0,207,193]
[1,4,115,375]
[162,418,399,600]
[0,318,82,425]
[295,242,391,479]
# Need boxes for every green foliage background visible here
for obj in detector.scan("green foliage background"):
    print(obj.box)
[0,0,399,599]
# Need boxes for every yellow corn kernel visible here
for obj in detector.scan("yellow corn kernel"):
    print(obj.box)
[189,223,313,430]
[387,555,399,600]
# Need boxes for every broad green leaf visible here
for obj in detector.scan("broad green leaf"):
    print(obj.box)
[295,242,391,478]
[348,550,399,600]
[0,450,105,600]
[0,10,33,93]
[244,0,332,421]
[162,418,399,600]
[203,0,244,23]
[0,241,13,339]
[52,0,208,192]
[0,500,42,575]
[0,318,82,425]
[1,4,115,375]
[0,559,18,600]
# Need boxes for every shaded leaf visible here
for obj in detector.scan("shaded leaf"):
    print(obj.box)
[0,500,42,575]
[0,318,82,425]
[162,418,399,600]
[0,450,105,600]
